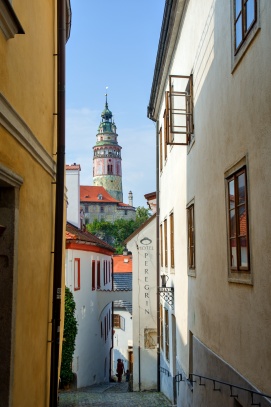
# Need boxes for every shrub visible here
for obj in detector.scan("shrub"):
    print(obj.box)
[60,287,78,386]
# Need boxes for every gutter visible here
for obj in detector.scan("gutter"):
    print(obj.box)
[49,1,68,405]
[147,0,174,120]
[155,120,160,391]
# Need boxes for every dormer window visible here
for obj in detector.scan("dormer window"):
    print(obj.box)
[98,194,103,200]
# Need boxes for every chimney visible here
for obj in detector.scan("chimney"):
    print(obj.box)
[128,191,133,206]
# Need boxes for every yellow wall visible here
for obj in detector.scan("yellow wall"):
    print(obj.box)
[0,1,66,405]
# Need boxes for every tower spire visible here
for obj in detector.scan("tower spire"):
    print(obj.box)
[105,93,108,109]
[92,96,123,202]
[105,86,108,108]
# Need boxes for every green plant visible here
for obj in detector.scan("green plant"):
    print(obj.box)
[60,287,78,386]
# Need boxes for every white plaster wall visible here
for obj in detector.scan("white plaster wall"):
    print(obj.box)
[112,307,133,377]
[127,217,157,391]
[66,248,113,388]
[66,169,80,228]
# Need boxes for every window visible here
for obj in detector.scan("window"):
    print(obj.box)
[163,108,168,161]
[108,260,111,283]
[160,224,163,267]
[97,260,101,289]
[113,314,125,330]
[165,75,193,146]
[234,0,257,53]
[227,166,250,273]
[104,316,107,342]
[170,212,174,268]
[165,309,169,362]
[74,258,80,290]
[231,0,260,70]
[164,219,168,268]
[100,206,104,213]
[187,204,195,271]
[107,164,113,174]
[92,260,96,290]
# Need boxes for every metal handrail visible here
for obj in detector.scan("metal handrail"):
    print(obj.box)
[189,374,271,400]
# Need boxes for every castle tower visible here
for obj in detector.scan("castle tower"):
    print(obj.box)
[93,95,123,202]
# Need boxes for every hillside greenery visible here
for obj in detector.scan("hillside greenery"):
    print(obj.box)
[86,206,151,253]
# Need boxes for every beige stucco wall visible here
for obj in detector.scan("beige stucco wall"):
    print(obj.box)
[152,0,271,404]
[186,0,271,395]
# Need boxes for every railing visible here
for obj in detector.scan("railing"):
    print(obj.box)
[173,372,271,406]
[159,366,171,377]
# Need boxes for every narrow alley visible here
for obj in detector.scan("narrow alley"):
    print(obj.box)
[58,381,172,407]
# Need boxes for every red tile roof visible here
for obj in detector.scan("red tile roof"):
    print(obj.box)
[113,254,132,273]
[66,222,115,252]
[117,202,134,208]
[80,185,120,203]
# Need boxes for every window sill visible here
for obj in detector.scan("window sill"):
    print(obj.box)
[187,134,195,154]
[188,268,196,278]
[228,271,253,285]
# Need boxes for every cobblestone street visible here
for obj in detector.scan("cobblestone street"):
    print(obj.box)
[58,381,172,407]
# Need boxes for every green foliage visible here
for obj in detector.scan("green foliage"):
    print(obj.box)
[86,206,151,250]
[135,206,151,228]
[60,287,78,386]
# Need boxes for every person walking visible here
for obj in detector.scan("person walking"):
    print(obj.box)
[116,359,124,382]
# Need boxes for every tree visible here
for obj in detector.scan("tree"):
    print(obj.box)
[134,206,151,228]
[60,287,78,387]
[86,206,151,253]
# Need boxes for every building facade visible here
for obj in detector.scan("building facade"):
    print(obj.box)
[125,215,157,392]
[65,222,115,388]
[80,185,135,224]
[148,1,271,406]
[0,1,71,406]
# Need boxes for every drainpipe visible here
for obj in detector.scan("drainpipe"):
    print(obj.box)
[109,301,114,380]
[155,120,160,392]
[138,345,141,391]
[49,0,66,406]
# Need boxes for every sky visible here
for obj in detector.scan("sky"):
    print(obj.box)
[66,1,165,208]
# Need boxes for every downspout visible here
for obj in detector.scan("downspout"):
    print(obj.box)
[155,120,160,392]
[50,1,66,406]
[110,259,114,380]
[109,301,114,381]
[138,345,141,391]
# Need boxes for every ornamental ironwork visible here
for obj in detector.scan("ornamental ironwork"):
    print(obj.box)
[159,287,174,308]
